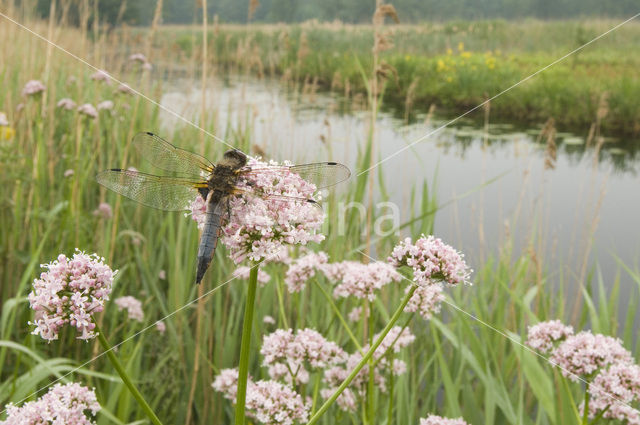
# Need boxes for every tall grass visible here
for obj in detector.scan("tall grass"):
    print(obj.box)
[1,5,639,425]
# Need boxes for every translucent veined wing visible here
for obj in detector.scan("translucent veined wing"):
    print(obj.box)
[241,162,350,189]
[96,169,205,211]
[232,187,323,211]
[132,132,215,177]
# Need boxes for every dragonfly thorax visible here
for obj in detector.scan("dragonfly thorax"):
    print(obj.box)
[207,165,240,196]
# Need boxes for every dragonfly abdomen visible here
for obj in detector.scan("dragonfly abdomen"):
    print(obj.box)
[195,198,223,284]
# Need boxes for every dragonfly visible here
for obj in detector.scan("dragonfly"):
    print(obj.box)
[96,132,350,284]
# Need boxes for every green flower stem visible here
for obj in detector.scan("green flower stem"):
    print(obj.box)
[582,384,590,425]
[367,301,375,424]
[93,322,163,425]
[313,280,363,353]
[307,285,418,425]
[235,263,260,425]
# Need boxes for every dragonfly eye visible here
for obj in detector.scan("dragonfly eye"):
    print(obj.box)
[223,149,247,169]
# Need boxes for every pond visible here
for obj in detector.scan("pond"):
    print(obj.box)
[160,75,640,325]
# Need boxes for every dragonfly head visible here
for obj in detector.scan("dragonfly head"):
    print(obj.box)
[222,149,247,170]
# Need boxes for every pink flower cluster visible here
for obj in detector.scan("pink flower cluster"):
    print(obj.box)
[212,369,310,425]
[261,328,346,385]
[114,296,144,322]
[191,158,324,263]
[223,158,325,263]
[404,283,445,320]
[90,70,111,84]
[526,319,573,352]
[527,320,640,422]
[77,103,98,119]
[285,251,328,293]
[93,202,113,219]
[389,235,472,287]
[420,415,470,425]
[550,331,632,378]
[233,266,271,286]
[28,250,116,341]
[57,98,77,110]
[1,382,100,425]
[323,261,401,301]
[97,100,114,111]
[321,326,415,411]
[586,363,640,424]
[22,80,46,97]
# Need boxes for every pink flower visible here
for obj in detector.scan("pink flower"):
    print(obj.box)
[319,387,356,412]
[97,100,114,111]
[551,331,632,379]
[93,202,112,219]
[128,53,148,63]
[142,62,153,71]
[263,315,276,325]
[233,266,271,286]
[322,326,414,403]
[374,326,415,358]
[246,380,310,425]
[420,415,470,425]
[285,251,328,293]
[77,103,98,119]
[188,195,207,230]
[389,235,472,287]
[117,83,135,95]
[0,112,8,126]
[261,328,346,385]
[347,306,366,322]
[22,80,46,97]
[155,320,166,333]
[191,157,324,264]
[404,283,445,320]
[28,250,116,341]
[91,70,111,84]
[158,269,166,280]
[114,296,144,322]
[57,98,77,110]
[212,368,241,401]
[323,260,401,301]
[586,363,640,423]
[526,320,574,353]
[212,369,310,425]
[1,382,100,425]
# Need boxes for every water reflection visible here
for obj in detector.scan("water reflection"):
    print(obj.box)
[159,75,639,326]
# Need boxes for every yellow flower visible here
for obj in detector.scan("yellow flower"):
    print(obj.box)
[446,48,453,56]
[437,59,446,72]
[461,51,471,59]
[446,76,453,83]
[405,55,412,61]
[457,42,464,52]
[485,57,496,70]
[1,126,15,140]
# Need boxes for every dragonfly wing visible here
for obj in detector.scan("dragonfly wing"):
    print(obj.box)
[132,132,215,177]
[96,169,204,211]
[242,162,350,189]
[233,187,323,211]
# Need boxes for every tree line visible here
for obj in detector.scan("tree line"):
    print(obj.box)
[35,0,639,26]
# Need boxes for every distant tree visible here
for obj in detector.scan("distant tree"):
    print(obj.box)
[33,0,640,26]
